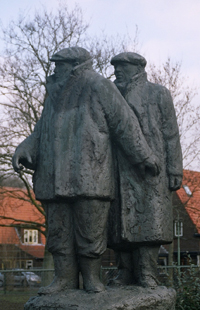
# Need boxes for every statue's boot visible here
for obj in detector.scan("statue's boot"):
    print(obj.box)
[132,246,160,288]
[108,268,135,286]
[108,251,134,286]
[80,256,105,293]
[38,254,79,295]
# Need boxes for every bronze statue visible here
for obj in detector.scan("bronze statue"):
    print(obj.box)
[12,47,159,294]
[108,52,183,287]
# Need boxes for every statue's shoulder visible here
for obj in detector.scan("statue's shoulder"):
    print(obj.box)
[146,80,172,102]
[85,70,116,92]
[147,80,168,93]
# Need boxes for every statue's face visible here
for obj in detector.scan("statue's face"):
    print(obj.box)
[54,61,74,82]
[114,62,139,84]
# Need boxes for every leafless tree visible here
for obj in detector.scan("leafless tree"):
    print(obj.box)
[148,58,199,169]
[0,4,199,273]
[0,4,138,272]
[0,4,89,243]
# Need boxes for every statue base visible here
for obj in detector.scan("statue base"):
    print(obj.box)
[24,285,176,310]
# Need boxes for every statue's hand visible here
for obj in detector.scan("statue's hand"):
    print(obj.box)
[145,154,160,176]
[169,175,182,191]
[138,155,160,178]
[12,149,33,173]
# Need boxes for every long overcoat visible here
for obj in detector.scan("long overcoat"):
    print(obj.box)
[108,72,183,250]
[15,64,153,201]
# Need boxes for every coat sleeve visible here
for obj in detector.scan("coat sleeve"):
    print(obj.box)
[158,86,183,176]
[14,108,43,170]
[97,78,153,165]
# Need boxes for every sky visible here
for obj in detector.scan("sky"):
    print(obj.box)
[1,0,200,169]
[1,0,200,84]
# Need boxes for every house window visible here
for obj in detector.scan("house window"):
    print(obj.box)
[24,230,38,244]
[26,260,33,269]
[183,185,192,196]
[174,221,183,237]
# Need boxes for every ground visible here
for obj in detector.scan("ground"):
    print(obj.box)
[0,299,26,310]
[0,289,35,310]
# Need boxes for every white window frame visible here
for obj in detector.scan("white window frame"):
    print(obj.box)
[174,221,183,237]
[24,229,38,244]
[26,260,33,269]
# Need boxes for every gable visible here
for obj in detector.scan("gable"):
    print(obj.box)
[0,187,46,258]
[176,170,200,233]
[0,187,45,225]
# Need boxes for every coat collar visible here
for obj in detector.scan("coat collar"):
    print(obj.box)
[46,59,93,86]
[46,59,93,100]
[124,71,147,96]
[114,71,147,96]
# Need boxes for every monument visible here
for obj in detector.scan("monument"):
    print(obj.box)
[12,47,182,309]
[108,52,183,288]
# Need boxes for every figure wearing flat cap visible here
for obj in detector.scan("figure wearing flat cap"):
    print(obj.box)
[12,47,159,294]
[108,52,183,287]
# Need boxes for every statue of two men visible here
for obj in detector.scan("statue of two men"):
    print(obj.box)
[12,46,182,294]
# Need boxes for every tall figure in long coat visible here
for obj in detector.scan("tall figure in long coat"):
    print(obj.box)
[108,52,183,287]
[12,47,159,294]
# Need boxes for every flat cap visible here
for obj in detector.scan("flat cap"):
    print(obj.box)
[111,52,147,67]
[50,47,92,64]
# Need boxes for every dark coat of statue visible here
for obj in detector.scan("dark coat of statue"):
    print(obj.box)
[16,59,155,202]
[12,47,160,294]
[109,71,182,248]
[108,52,183,288]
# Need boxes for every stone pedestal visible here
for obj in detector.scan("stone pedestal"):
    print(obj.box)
[24,286,176,310]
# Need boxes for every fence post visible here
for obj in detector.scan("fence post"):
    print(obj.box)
[3,272,6,295]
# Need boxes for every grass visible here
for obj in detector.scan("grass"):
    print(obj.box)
[0,293,30,303]
[0,288,37,303]
[0,291,34,310]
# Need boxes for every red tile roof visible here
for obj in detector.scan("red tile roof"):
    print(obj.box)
[176,170,200,233]
[19,244,45,259]
[0,226,19,244]
[2,170,199,258]
[0,187,45,258]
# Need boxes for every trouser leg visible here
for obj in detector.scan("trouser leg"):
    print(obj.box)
[38,201,79,295]
[74,199,110,292]
[111,245,159,287]
[46,201,75,256]
[73,198,110,258]
[111,251,134,285]
[132,245,160,287]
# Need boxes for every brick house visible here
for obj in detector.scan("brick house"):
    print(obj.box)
[172,169,200,265]
[1,169,200,270]
[0,187,114,269]
[0,187,45,269]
